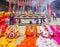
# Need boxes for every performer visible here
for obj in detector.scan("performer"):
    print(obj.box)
[10,12,14,25]
[40,10,46,24]
[52,12,57,21]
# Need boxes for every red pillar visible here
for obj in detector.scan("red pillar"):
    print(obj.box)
[8,0,12,11]
[17,0,19,10]
[48,4,51,17]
